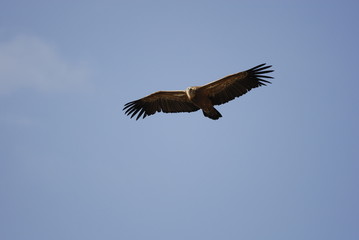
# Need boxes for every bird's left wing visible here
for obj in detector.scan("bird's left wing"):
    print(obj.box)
[123,91,200,120]
[199,63,274,106]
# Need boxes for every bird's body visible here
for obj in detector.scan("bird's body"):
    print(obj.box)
[124,64,274,120]
[185,86,222,120]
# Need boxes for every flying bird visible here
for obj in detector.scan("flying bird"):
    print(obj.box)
[124,63,274,120]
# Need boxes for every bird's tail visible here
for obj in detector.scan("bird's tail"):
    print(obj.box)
[203,108,222,120]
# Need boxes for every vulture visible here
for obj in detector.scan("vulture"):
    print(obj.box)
[124,63,274,120]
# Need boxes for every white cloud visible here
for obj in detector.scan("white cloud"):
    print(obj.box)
[0,35,91,95]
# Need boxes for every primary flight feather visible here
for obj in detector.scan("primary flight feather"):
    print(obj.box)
[124,63,274,120]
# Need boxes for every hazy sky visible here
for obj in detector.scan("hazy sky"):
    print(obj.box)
[1,1,358,240]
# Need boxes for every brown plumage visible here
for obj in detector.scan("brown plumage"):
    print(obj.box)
[124,63,274,120]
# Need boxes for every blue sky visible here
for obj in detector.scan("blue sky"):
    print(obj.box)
[1,1,359,239]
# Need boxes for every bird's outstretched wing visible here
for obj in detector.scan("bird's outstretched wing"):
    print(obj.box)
[199,63,274,105]
[123,91,200,120]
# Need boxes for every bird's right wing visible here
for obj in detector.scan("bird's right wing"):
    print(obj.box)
[123,91,200,120]
[199,64,273,106]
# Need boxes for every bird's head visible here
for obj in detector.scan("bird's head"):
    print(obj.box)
[185,86,197,99]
